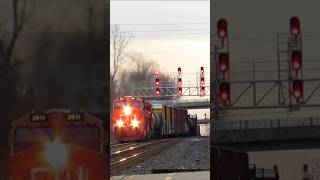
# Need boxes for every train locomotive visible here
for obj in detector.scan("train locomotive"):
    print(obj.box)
[8,109,107,180]
[112,96,197,142]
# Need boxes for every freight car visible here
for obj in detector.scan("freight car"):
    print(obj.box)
[153,105,197,137]
[112,96,197,142]
[8,109,107,180]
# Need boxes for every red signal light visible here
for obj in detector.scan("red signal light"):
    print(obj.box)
[178,78,182,85]
[292,79,303,100]
[155,78,160,85]
[155,88,160,95]
[290,17,301,37]
[291,50,302,71]
[201,86,205,94]
[200,67,204,73]
[178,87,182,95]
[219,53,229,73]
[200,77,205,84]
[219,82,230,102]
[217,19,228,39]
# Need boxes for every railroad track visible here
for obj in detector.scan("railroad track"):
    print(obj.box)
[110,142,137,149]
[110,139,178,173]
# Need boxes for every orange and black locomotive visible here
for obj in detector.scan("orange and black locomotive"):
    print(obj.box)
[8,109,107,180]
[112,96,198,142]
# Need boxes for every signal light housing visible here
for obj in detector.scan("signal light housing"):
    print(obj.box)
[217,19,228,39]
[219,82,231,103]
[178,78,182,85]
[290,17,301,37]
[178,87,182,95]
[291,79,303,101]
[291,50,302,71]
[178,67,182,74]
[219,53,230,73]
[155,78,160,86]
[200,67,204,73]
[200,77,205,84]
[155,88,160,95]
[201,86,205,94]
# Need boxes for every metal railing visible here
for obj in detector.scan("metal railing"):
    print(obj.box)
[213,116,320,130]
[163,98,210,105]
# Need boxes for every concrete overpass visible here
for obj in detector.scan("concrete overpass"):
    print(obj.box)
[213,116,320,151]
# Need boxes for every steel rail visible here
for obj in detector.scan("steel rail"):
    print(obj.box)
[110,139,176,171]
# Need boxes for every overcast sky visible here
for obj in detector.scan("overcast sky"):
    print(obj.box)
[213,0,320,121]
[213,0,320,77]
[111,1,210,118]
[111,1,210,87]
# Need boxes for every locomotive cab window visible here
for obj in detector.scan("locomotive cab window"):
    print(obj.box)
[59,126,100,140]
[130,101,143,109]
[15,127,54,142]
[13,127,54,153]
[113,101,124,109]
[59,126,101,151]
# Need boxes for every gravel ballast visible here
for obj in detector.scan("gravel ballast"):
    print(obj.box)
[114,136,210,176]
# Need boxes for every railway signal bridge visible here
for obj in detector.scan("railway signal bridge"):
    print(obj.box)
[131,17,320,153]
[206,16,320,169]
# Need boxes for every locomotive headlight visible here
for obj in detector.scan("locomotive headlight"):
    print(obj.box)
[123,106,132,115]
[131,118,139,128]
[116,120,124,128]
[44,139,67,167]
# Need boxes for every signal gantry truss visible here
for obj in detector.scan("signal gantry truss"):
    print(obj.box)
[211,17,320,113]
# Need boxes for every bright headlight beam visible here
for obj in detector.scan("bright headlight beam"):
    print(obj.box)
[45,139,67,167]
[116,120,124,128]
[123,106,132,115]
[131,119,139,128]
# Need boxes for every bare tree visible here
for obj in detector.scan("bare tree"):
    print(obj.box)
[110,24,129,97]
[0,0,28,177]
[2,0,28,68]
[0,0,29,114]
[118,53,175,99]
[118,53,156,95]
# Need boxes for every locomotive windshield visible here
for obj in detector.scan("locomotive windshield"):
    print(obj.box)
[13,125,101,152]
[59,125,101,151]
[113,100,143,109]
[13,127,54,153]
[60,126,100,140]
[113,101,124,109]
[15,127,53,142]
[130,101,143,108]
